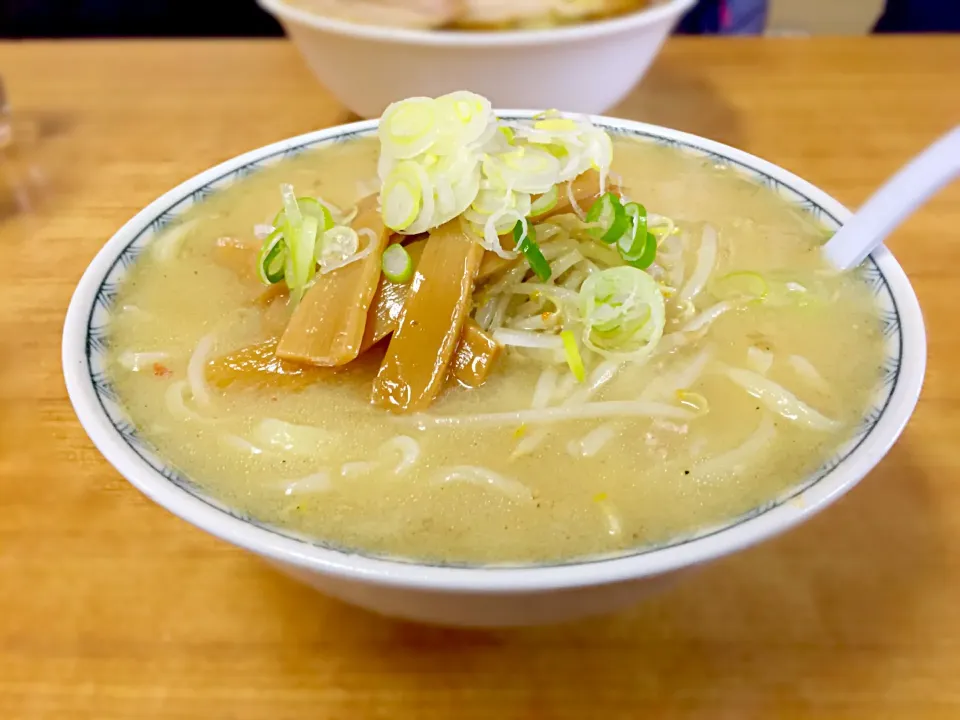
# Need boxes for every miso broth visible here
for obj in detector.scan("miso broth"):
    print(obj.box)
[107,135,884,564]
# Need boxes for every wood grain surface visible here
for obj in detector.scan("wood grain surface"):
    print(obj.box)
[1,38,958,720]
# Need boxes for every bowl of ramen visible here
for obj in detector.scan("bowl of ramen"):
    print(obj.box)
[256,0,697,118]
[63,92,925,626]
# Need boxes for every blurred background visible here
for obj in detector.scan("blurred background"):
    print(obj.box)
[1,0,958,36]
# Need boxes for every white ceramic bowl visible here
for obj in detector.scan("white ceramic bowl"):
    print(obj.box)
[63,114,926,627]
[256,0,698,118]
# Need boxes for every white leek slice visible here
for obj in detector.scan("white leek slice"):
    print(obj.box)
[579,266,666,361]
[465,185,516,219]
[514,113,604,183]
[377,149,394,184]
[374,94,614,239]
[433,173,455,218]
[429,161,481,228]
[483,145,561,195]
[318,228,376,276]
[530,185,559,217]
[482,206,524,259]
[400,162,438,236]
[318,225,360,270]
[464,186,531,235]
[534,116,580,134]
[433,90,494,151]
[584,126,613,176]
[432,147,482,181]
[381,161,423,231]
[379,97,438,159]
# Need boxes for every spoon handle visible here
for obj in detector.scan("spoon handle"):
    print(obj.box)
[823,125,960,271]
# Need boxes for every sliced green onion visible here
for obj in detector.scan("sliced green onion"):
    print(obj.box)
[561,329,585,383]
[280,183,302,227]
[381,243,413,284]
[513,221,551,282]
[280,211,298,293]
[285,214,320,300]
[619,202,657,269]
[621,234,657,270]
[712,271,769,300]
[297,197,335,232]
[592,305,651,339]
[579,266,666,361]
[275,199,334,233]
[256,228,286,285]
[618,202,647,255]
[530,185,559,217]
[585,192,629,244]
[621,238,656,270]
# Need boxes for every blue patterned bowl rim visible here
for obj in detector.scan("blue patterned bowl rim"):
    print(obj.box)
[62,114,927,592]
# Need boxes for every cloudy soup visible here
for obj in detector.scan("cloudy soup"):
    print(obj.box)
[107,94,884,564]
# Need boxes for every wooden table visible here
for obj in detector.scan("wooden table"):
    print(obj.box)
[1,37,958,719]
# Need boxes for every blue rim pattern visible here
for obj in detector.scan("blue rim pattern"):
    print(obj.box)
[84,119,902,569]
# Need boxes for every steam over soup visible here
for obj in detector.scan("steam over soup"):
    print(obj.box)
[107,95,884,564]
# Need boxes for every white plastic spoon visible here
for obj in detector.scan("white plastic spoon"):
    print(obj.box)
[823,125,960,271]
